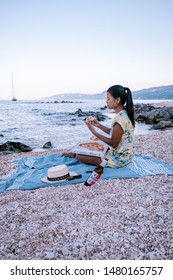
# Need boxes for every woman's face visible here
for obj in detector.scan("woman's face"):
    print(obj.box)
[106,92,120,109]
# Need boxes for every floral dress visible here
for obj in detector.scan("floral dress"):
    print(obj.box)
[105,110,134,168]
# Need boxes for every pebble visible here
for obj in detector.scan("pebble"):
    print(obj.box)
[44,251,56,259]
[79,248,86,259]
[18,240,26,248]
[62,245,69,256]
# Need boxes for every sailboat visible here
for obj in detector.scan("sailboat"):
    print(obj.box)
[11,72,17,101]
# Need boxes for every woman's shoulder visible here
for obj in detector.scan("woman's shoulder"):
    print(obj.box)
[112,110,133,130]
[112,110,128,123]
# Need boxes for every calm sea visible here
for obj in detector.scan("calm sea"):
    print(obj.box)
[0,99,166,151]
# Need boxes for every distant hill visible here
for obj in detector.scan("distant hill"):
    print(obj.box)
[133,85,173,100]
[39,85,173,101]
[40,91,106,101]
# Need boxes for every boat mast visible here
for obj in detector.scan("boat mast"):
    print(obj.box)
[11,71,14,98]
[11,72,17,101]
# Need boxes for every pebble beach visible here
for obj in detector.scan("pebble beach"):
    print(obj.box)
[0,129,173,260]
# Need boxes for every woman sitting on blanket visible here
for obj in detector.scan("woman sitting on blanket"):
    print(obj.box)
[63,85,135,167]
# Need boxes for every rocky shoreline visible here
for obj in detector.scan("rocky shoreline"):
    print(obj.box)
[134,103,173,129]
[1,103,173,154]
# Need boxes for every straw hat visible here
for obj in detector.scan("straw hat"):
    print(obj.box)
[41,164,79,183]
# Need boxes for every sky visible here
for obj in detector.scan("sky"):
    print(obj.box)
[0,0,173,100]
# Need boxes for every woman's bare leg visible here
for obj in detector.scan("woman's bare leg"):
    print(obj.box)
[76,154,101,165]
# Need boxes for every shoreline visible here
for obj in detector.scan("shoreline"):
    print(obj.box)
[0,130,173,260]
[152,100,173,107]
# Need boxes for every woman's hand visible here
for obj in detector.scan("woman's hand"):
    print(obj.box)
[85,116,100,127]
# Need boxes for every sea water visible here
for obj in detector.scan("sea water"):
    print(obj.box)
[0,99,160,151]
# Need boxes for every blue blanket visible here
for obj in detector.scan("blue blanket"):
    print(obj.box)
[0,154,173,192]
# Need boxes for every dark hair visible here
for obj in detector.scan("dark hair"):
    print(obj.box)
[107,85,135,127]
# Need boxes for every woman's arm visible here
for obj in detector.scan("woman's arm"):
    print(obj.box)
[86,122,123,148]
[85,116,110,135]
[97,122,110,135]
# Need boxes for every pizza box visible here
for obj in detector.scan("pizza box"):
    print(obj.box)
[71,135,109,157]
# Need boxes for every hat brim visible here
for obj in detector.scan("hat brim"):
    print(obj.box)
[41,171,78,183]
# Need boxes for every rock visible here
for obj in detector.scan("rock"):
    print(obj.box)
[18,240,26,248]
[0,246,5,252]
[70,108,108,121]
[134,103,155,113]
[134,104,173,129]
[61,100,73,103]
[95,112,107,121]
[0,141,32,153]
[100,105,107,110]
[74,109,85,116]
[0,134,4,137]
[62,245,69,256]
[152,120,173,129]
[42,141,52,149]
[44,251,55,259]
[79,247,85,259]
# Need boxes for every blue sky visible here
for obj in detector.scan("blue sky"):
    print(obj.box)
[0,0,173,99]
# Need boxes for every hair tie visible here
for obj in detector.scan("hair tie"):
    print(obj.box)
[124,87,128,97]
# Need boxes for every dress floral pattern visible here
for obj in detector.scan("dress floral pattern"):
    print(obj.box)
[105,110,134,168]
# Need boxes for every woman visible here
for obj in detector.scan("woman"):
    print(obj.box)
[64,85,135,167]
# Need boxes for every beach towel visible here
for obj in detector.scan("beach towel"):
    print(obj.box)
[0,153,173,193]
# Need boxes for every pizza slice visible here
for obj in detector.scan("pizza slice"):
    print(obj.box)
[79,142,104,151]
